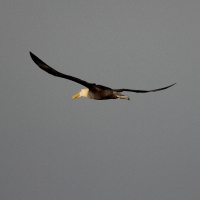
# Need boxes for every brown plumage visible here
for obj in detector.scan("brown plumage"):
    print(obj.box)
[30,52,176,100]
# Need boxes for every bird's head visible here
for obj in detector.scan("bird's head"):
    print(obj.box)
[72,88,89,99]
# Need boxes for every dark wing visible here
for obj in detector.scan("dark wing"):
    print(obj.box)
[30,52,93,88]
[113,83,176,93]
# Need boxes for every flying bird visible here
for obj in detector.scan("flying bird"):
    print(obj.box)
[30,52,176,100]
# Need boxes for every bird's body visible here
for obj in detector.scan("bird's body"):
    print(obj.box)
[74,86,129,100]
[30,52,176,100]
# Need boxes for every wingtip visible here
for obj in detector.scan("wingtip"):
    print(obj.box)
[166,83,176,90]
[29,52,38,62]
[29,51,34,58]
[168,83,176,87]
[29,52,40,65]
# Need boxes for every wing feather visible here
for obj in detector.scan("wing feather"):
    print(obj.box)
[30,52,92,88]
[113,83,176,93]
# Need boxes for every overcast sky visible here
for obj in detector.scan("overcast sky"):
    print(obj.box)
[1,1,200,199]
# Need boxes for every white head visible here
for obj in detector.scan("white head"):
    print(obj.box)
[72,88,89,99]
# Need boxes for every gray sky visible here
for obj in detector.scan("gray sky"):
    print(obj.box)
[1,0,200,199]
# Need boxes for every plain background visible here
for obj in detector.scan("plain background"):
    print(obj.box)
[1,1,200,199]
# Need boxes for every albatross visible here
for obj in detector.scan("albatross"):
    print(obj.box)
[30,52,176,100]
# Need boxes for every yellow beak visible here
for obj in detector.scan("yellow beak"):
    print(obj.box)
[72,92,80,99]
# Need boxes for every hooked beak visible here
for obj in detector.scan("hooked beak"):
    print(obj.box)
[72,92,80,99]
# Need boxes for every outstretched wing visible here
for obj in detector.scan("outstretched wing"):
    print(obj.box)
[30,52,93,88]
[113,83,176,93]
